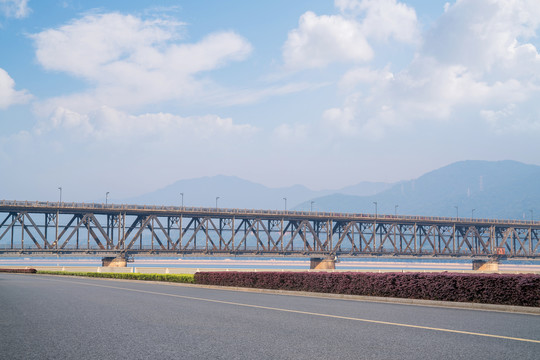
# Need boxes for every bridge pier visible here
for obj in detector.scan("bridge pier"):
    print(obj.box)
[310,257,336,270]
[102,257,127,267]
[472,260,499,271]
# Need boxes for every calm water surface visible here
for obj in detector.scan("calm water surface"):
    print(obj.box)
[1,256,539,271]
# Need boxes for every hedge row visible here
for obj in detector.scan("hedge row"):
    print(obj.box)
[0,268,37,273]
[194,271,540,307]
[38,271,195,283]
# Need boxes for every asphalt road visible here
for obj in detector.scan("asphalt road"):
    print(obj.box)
[1,274,539,360]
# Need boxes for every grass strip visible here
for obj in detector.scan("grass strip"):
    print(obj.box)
[37,270,195,284]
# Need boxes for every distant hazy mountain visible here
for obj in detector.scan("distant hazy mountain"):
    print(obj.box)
[126,175,394,210]
[295,160,540,220]
[126,175,327,210]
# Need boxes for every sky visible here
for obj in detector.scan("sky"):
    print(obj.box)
[1,0,539,203]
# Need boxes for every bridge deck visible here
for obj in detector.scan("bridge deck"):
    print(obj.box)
[2,200,538,225]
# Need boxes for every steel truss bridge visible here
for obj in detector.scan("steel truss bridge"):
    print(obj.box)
[0,200,539,259]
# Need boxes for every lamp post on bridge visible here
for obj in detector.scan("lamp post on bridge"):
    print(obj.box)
[216,196,220,210]
[471,209,476,220]
[394,205,399,216]
[373,201,378,251]
[106,191,109,206]
[181,193,184,207]
[454,206,459,220]
[56,186,62,250]
[283,197,287,211]
[530,209,534,222]
[310,201,314,212]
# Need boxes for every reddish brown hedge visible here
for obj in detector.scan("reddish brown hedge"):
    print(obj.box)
[0,268,37,273]
[194,271,540,307]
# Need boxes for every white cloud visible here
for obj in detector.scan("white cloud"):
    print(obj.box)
[0,68,31,109]
[338,66,393,92]
[31,12,252,114]
[323,103,360,136]
[0,102,262,198]
[208,82,329,106]
[283,11,373,70]
[321,0,540,137]
[44,106,258,143]
[0,0,30,18]
[481,102,540,133]
[322,90,398,139]
[324,56,534,138]
[33,13,182,79]
[423,0,540,74]
[273,123,309,142]
[337,0,419,43]
[282,0,418,70]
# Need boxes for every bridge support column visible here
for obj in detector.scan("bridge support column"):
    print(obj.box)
[102,257,127,267]
[472,260,499,271]
[310,257,336,270]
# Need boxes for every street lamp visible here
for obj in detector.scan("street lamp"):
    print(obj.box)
[530,209,534,221]
[283,197,287,211]
[106,191,109,205]
[373,201,378,218]
[454,206,459,219]
[56,186,62,249]
[181,193,184,207]
[310,201,315,212]
[216,196,220,209]
[394,205,399,216]
[471,209,476,220]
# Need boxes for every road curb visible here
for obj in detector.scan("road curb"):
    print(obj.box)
[173,283,540,315]
[33,273,540,315]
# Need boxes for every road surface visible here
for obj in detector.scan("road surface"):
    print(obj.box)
[1,273,539,359]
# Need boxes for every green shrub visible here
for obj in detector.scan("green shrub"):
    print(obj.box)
[37,270,194,284]
[194,271,540,307]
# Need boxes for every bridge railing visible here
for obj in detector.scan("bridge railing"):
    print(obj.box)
[1,199,538,226]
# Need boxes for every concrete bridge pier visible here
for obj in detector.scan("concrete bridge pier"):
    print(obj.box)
[472,260,499,271]
[310,257,336,270]
[102,257,127,267]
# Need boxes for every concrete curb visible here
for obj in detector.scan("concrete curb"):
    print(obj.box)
[172,282,540,315]
[33,273,540,315]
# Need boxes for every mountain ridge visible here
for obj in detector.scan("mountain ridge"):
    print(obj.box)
[125,160,539,220]
[295,160,540,220]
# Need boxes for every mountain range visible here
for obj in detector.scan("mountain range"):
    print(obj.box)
[295,160,540,220]
[126,175,392,210]
[125,160,540,220]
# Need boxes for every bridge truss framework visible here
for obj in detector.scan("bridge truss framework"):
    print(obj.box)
[0,201,539,259]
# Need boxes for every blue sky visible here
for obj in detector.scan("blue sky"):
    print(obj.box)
[1,0,539,202]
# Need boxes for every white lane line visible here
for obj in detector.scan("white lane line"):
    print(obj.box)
[36,276,540,344]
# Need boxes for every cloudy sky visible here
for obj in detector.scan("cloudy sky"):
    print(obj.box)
[1,0,539,202]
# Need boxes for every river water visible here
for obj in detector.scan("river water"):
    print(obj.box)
[1,256,539,272]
